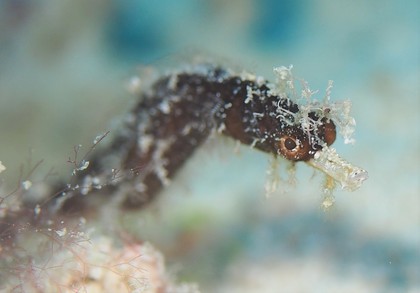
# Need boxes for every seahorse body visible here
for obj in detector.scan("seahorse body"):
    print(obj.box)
[58,64,337,213]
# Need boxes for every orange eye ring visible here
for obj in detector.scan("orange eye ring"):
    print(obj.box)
[278,135,311,161]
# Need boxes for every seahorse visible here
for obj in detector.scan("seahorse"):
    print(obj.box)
[50,63,367,215]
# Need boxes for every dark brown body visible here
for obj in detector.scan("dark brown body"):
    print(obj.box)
[57,65,335,213]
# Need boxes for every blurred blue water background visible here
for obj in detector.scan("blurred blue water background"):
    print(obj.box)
[0,0,419,292]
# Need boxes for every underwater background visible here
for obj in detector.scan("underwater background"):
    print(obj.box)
[0,0,419,292]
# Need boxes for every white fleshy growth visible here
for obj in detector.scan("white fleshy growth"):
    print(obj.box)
[273,65,294,86]
[0,161,5,173]
[272,66,357,146]
[265,156,280,198]
[152,138,174,186]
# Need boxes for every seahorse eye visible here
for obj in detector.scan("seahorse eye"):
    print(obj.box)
[278,133,311,161]
[284,137,297,150]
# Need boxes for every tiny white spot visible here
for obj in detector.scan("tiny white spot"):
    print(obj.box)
[217,123,226,133]
[135,182,147,192]
[79,217,86,225]
[89,267,104,280]
[93,132,108,144]
[0,161,5,173]
[22,180,32,190]
[92,177,101,185]
[34,204,41,216]
[159,100,171,114]
[181,124,192,135]
[138,135,154,153]
[55,227,67,237]
[127,76,142,94]
[77,160,89,171]
[245,86,254,104]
